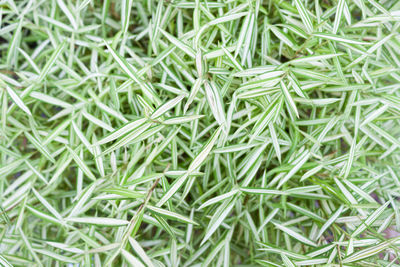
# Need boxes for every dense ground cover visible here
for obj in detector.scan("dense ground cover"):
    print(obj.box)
[1,0,400,266]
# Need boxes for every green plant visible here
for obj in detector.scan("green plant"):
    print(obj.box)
[1,0,400,266]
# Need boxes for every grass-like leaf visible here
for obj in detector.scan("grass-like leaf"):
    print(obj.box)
[0,0,398,265]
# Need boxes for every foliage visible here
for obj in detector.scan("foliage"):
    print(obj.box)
[1,0,400,266]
